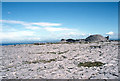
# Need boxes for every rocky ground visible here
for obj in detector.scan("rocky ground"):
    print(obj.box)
[0,41,119,79]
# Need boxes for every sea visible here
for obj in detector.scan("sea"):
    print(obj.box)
[0,40,60,46]
[0,39,119,46]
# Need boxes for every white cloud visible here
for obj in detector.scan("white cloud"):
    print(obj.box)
[106,31,114,35]
[64,32,79,36]
[81,33,86,36]
[1,20,67,32]
[26,26,41,30]
[1,31,35,40]
[88,33,92,35]
[32,22,61,26]
[60,32,87,39]
[64,32,87,36]
[0,20,61,27]
[1,19,82,41]
[0,20,26,25]
[29,37,41,40]
[44,27,71,31]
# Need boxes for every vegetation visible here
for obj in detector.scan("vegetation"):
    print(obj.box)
[62,55,67,58]
[28,52,43,54]
[33,41,102,45]
[47,52,56,54]
[23,59,56,64]
[78,61,105,67]
[58,50,69,54]
[33,43,46,45]
[73,50,76,51]
[29,50,69,55]
[90,45,102,48]
[47,50,69,54]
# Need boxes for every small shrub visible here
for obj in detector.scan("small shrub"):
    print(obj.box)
[47,52,56,54]
[73,50,76,51]
[47,42,61,44]
[65,42,73,44]
[78,61,105,67]
[84,42,89,44]
[33,43,46,45]
[46,59,56,63]
[33,43,40,45]
[23,58,56,64]
[28,52,43,54]
[90,45,102,49]
[62,55,67,58]
[58,50,69,54]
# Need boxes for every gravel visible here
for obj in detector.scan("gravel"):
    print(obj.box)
[1,41,118,79]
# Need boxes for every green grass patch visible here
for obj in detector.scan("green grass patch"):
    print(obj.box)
[23,59,56,64]
[28,52,43,54]
[78,61,105,67]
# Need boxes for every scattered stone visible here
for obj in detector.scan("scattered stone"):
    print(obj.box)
[2,41,118,79]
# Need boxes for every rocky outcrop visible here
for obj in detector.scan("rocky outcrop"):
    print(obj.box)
[85,34,107,42]
[61,39,85,43]
[66,39,76,42]
[61,34,109,43]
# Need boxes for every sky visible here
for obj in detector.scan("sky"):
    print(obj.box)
[1,2,118,43]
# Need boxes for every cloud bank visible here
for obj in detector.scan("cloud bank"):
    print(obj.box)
[1,20,117,42]
[0,20,62,27]
[1,20,74,42]
[106,31,114,35]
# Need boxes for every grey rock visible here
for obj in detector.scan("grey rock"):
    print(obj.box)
[85,34,107,42]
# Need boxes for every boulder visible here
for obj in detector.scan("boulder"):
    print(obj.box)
[105,36,109,40]
[66,39,76,42]
[85,34,107,42]
[61,39,66,42]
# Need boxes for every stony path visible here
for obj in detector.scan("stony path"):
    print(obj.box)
[1,41,119,79]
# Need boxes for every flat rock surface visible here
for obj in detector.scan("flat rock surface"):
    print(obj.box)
[1,41,119,79]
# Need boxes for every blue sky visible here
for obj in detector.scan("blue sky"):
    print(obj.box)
[1,2,118,42]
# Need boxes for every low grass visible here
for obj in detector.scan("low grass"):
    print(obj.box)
[7,65,14,68]
[90,45,102,49]
[62,55,67,58]
[23,58,56,64]
[33,42,91,45]
[73,50,76,51]
[79,41,93,44]
[33,43,46,45]
[28,52,43,54]
[31,41,107,46]
[78,61,105,67]
[47,50,69,54]
[47,42,61,44]
[47,52,57,54]
[58,50,69,54]
[115,43,120,46]
[29,50,69,55]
